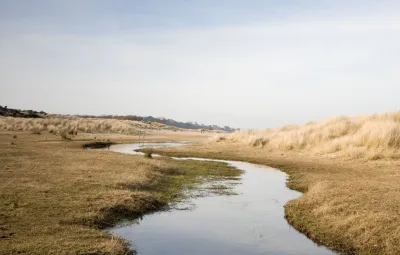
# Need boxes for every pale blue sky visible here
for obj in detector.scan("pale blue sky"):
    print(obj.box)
[0,1,399,128]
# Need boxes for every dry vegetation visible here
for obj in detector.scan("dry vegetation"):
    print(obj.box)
[212,111,400,160]
[3,110,400,254]
[0,132,238,254]
[0,116,179,136]
[149,111,400,255]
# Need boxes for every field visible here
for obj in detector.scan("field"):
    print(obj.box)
[0,131,238,254]
[149,111,400,255]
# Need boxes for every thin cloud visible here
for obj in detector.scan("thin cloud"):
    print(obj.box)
[0,3,399,128]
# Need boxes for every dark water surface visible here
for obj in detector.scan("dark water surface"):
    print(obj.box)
[103,143,335,255]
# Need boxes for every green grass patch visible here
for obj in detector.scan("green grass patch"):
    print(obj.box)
[148,159,243,203]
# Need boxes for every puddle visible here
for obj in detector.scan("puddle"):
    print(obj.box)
[102,143,335,255]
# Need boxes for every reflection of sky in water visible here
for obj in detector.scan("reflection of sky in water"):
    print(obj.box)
[102,142,188,155]
[108,143,335,255]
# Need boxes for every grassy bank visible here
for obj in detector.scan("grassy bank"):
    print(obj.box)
[149,139,400,254]
[212,111,400,161]
[0,132,240,254]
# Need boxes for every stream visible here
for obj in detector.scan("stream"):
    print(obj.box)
[101,142,335,255]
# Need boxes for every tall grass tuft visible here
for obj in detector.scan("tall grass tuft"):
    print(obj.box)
[60,133,71,141]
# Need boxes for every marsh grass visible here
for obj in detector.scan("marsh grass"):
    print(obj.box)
[210,111,400,160]
[0,133,239,254]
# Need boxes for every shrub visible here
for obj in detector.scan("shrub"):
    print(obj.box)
[144,150,153,159]
[31,130,41,135]
[60,133,71,141]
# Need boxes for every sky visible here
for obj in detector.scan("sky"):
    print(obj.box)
[0,1,399,129]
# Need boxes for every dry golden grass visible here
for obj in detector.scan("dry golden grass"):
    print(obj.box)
[212,111,400,160]
[0,132,238,254]
[150,119,400,254]
[5,110,400,254]
[0,116,180,136]
[52,129,212,143]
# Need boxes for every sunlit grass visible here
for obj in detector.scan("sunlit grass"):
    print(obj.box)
[210,111,400,160]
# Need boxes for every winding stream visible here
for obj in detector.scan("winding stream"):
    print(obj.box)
[102,142,335,255]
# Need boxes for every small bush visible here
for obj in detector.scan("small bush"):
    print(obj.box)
[144,150,153,159]
[13,135,17,139]
[82,141,114,149]
[60,133,71,141]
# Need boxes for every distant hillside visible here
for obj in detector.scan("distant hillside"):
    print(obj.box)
[0,106,179,135]
[79,115,236,132]
[141,116,236,132]
[0,105,47,118]
[0,106,236,132]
